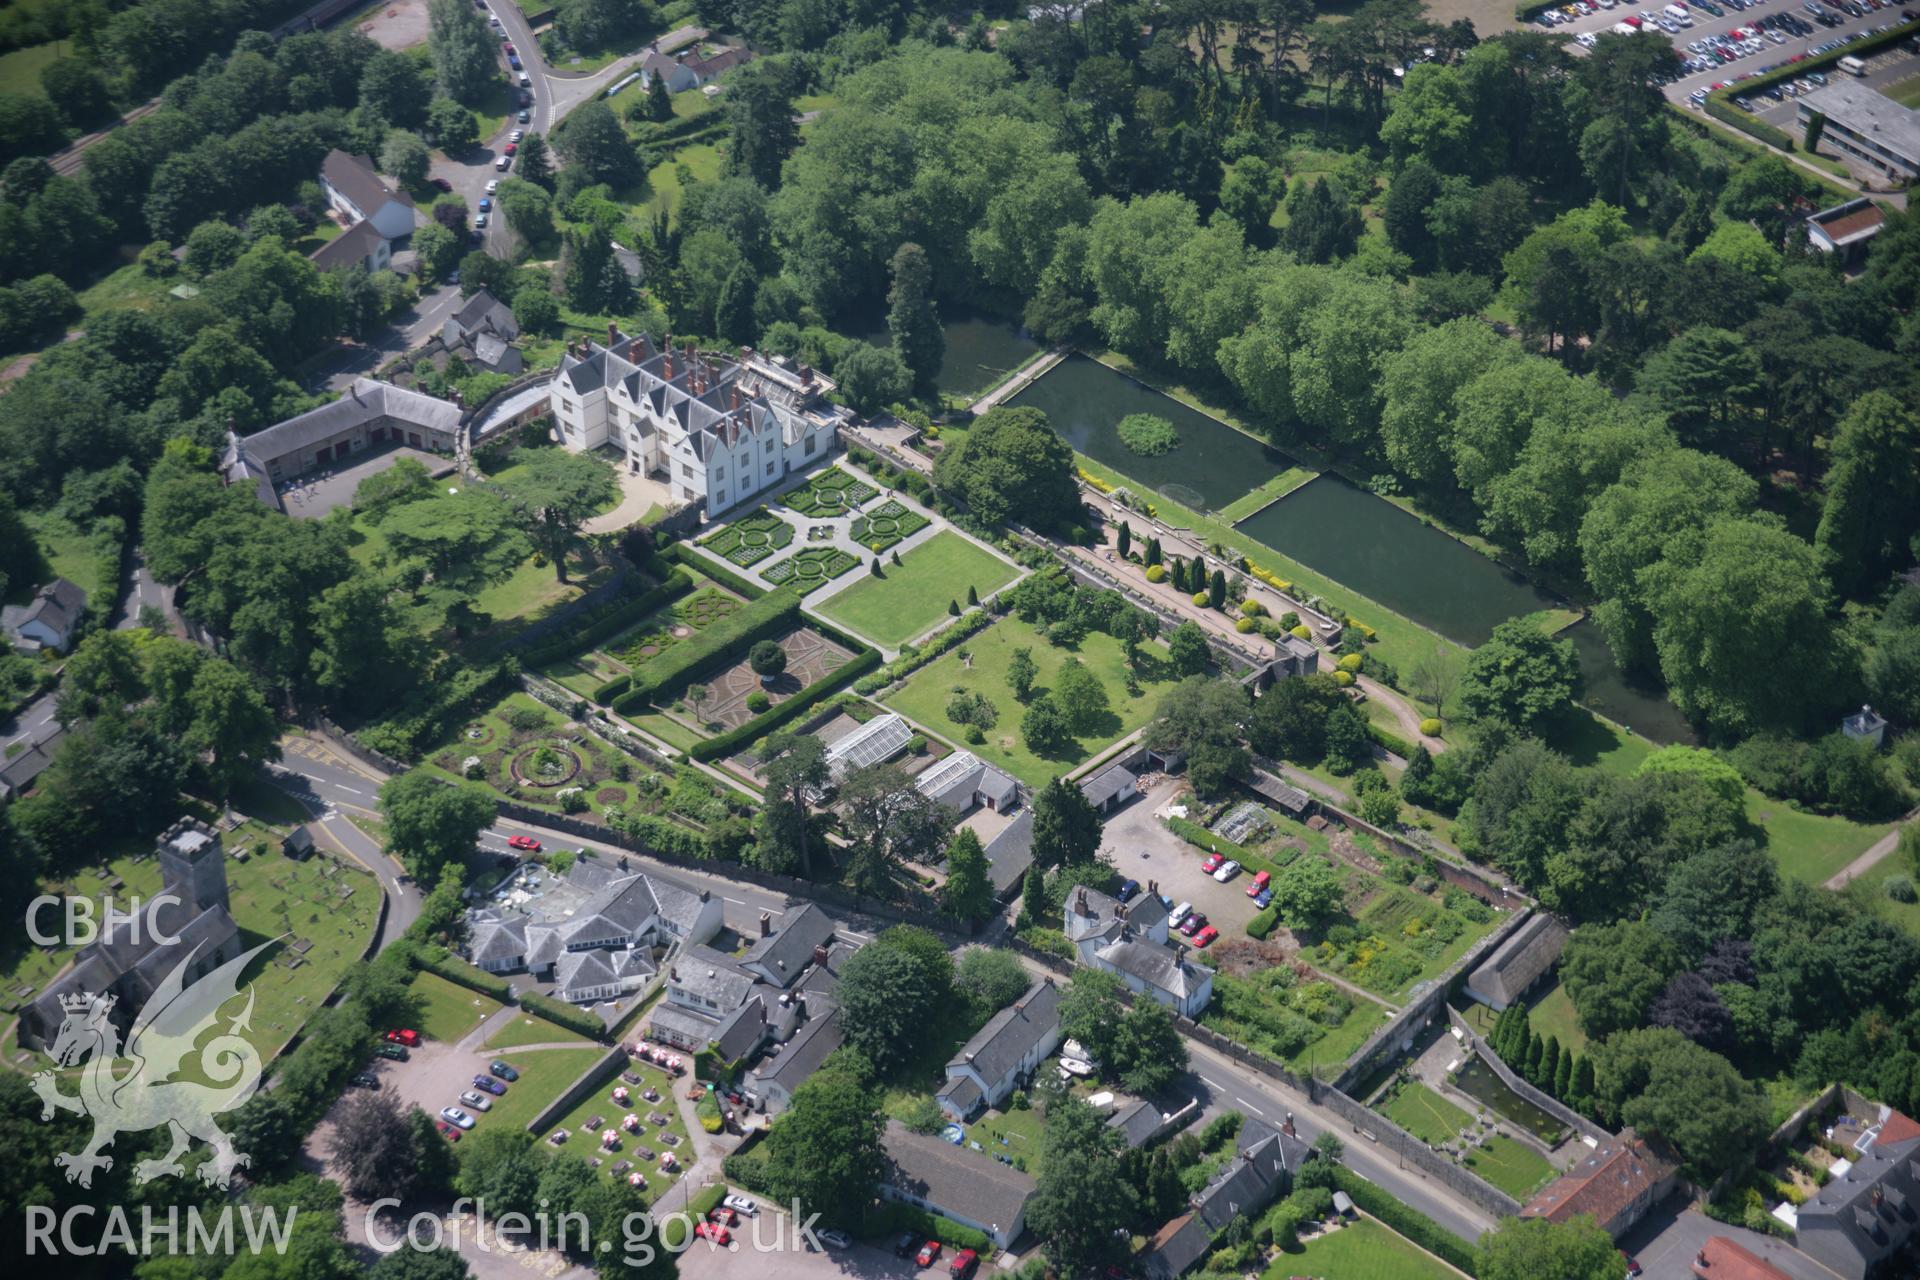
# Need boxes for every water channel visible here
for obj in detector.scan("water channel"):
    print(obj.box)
[1006,354,1299,510]
[1447,1058,1570,1145]
[852,304,1041,400]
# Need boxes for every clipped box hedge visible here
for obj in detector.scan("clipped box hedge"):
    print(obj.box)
[416,949,516,1001]
[1366,722,1415,760]
[593,674,631,705]
[666,540,768,599]
[516,569,694,668]
[1247,906,1280,939]
[516,990,610,1042]
[611,590,803,710]
[1705,96,1796,152]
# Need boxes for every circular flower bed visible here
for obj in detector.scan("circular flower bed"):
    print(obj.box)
[463,721,497,747]
[740,528,771,547]
[867,515,900,537]
[509,742,585,788]
[793,557,827,580]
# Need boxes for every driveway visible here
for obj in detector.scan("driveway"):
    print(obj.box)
[1098,776,1264,940]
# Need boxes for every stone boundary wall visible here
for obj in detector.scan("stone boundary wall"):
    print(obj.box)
[1336,906,1534,1093]
[525,1045,632,1136]
[1444,1004,1611,1144]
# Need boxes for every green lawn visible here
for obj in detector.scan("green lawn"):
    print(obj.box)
[1890,75,1920,108]
[817,530,1020,648]
[1753,794,1892,886]
[1853,848,1920,939]
[17,509,119,606]
[1461,1133,1557,1200]
[1380,1081,1471,1146]
[1216,466,1318,523]
[75,261,177,320]
[1527,979,1588,1055]
[1264,1219,1458,1280]
[487,1009,596,1049]
[408,970,503,1044]
[884,614,1180,786]
[643,142,724,219]
[474,1045,610,1130]
[534,1056,695,1200]
[0,41,61,97]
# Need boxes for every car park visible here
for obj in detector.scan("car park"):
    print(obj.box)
[1201,852,1224,875]
[708,1208,738,1228]
[472,1074,507,1095]
[440,1106,475,1129]
[1179,911,1209,936]
[1253,886,1274,908]
[459,1090,493,1111]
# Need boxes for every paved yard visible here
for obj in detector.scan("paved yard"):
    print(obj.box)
[677,1227,936,1280]
[283,445,455,519]
[1100,777,1263,939]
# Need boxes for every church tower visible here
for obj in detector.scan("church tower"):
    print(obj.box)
[156,817,230,915]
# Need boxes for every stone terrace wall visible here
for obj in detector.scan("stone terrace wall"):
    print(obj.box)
[1445,1004,1611,1144]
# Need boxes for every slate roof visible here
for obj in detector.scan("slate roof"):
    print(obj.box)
[321,149,413,216]
[750,1004,844,1096]
[741,903,836,988]
[1144,1212,1213,1278]
[1467,910,1567,1010]
[710,996,768,1062]
[1107,1098,1163,1149]
[937,1073,985,1116]
[1797,1106,1920,1278]
[1080,763,1138,809]
[1192,1123,1294,1231]
[449,288,518,342]
[1097,939,1209,1004]
[916,751,1019,812]
[556,945,655,997]
[469,916,530,966]
[309,218,388,272]
[881,1120,1036,1232]
[239,378,460,465]
[669,947,758,1008]
[983,809,1035,894]
[947,978,1060,1086]
[1,578,85,641]
[0,726,64,799]
[1129,891,1172,935]
[649,1002,724,1047]
[1064,886,1127,948]
[1522,1128,1673,1228]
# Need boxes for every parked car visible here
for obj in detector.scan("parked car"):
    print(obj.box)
[708,1207,738,1228]
[504,142,518,155]
[1246,870,1272,897]
[459,1090,494,1111]
[951,1249,980,1279]
[1201,852,1225,875]
[440,1106,475,1130]
[818,1229,852,1250]
[474,212,489,229]
[478,197,492,211]
[485,179,499,194]
[1117,878,1139,902]
[1168,901,1193,928]
[1253,887,1274,909]
[1179,911,1209,936]
[1621,1253,1643,1277]
[511,129,524,142]
[1212,859,1241,883]
[385,1028,420,1046]
[376,1044,408,1061]
[722,1194,758,1217]
[1193,925,1220,947]
[517,109,530,122]
[472,1075,507,1095]
[892,1232,919,1257]
[350,1072,379,1088]
[917,1242,943,1267]
[694,1223,730,1246]
[504,42,515,54]
[507,835,540,852]
[437,1121,461,1142]
[429,177,452,192]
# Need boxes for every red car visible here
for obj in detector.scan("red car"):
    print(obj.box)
[507,835,541,852]
[504,141,518,155]
[1192,925,1219,947]
[708,1207,738,1227]
[504,42,515,54]
[384,1028,420,1046]
[1201,852,1224,874]
[1621,1253,1642,1277]
[950,1249,980,1278]
[436,1121,461,1143]
[1246,869,1272,898]
[693,1223,730,1246]
[917,1241,942,1266]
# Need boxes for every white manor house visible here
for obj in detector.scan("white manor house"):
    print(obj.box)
[548,329,847,514]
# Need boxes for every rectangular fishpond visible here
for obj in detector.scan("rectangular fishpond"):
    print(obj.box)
[854,305,1041,400]
[1447,1058,1570,1146]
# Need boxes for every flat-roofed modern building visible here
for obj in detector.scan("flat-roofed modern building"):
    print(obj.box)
[1798,82,1920,181]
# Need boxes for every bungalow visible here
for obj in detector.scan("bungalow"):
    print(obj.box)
[319,149,418,242]
[937,977,1062,1122]
[879,1120,1036,1250]
[1,578,86,652]
[1080,763,1139,814]
[1796,1105,1920,1280]
[1521,1127,1676,1240]
[917,750,1020,815]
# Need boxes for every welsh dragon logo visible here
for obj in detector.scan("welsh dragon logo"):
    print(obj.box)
[33,938,277,1189]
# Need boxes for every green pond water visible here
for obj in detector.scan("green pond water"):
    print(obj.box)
[1233,474,1562,649]
[1563,619,1696,746]
[852,305,1041,400]
[1006,354,1299,511]
[1448,1059,1569,1145]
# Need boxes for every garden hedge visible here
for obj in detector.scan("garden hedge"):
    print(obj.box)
[517,990,611,1042]
[593,675,631,705]
[514,569,694,667]
[1366,722,1415,759]
[861,1201,992,1256]
[721,1147,775,1195]
[1705,96,1796,152]
[611,591,803,710]
[416,950,515,1001]
[688,648,881,760]
[1247,906,1279,939]
[1331,1167,1479,1276]
[666,540,768,599]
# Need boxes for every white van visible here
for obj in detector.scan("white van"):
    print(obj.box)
[1838,54,1868,75]
[1664,3,1694,23]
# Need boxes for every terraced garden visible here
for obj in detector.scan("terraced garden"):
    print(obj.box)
[784,466,876,516]
[699,508,793,567]
[848,499,930,552]
[762,545,860,592]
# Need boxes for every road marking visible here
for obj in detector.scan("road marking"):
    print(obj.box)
[1243,1101,1265,1117]
[333,784,363,796]
[1199,1074,1223,1090]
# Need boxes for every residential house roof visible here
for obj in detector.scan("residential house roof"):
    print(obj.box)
[448,287,519,342]
[1522,1128,1674,1228]
[1192,1119,1300,1231]
[1691,1236,1794,1280]
[749,1005,843,1096]
[1797,1105,1920,1276]
[321,149,414,216]
[881,1120,1036,1234]
[947,979,1060,1087]
[1808,198,1885,248]
[1080,763,1137,809]
[740,903,836,988]
[1,578,86,642]
[1466,911,1568,1010]
[469,916,530,966]
[1064,885,1127,949]
[1144,1212,1213,1279]
[1096,938,1209,1005]
[236,378,460,466]
[1107,1098,1164,1149]
[982,809,1035,894]
[670,946,758,1009]
[309,218,389,272]
[915,750,1018,812]
[0,724,64,800]
[937,1073,984,1116]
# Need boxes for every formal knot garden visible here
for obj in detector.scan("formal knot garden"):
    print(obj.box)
[761,546,860,591]
[849,499,930,553]
[782,466,875,516]
[697,509,792,568]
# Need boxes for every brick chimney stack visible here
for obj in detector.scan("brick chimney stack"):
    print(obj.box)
[607,320,618,348]
[1282,1112,1296,1138]
[758,911,771,938]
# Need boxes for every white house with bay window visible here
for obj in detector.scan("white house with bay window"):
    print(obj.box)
[548,329,846,514]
